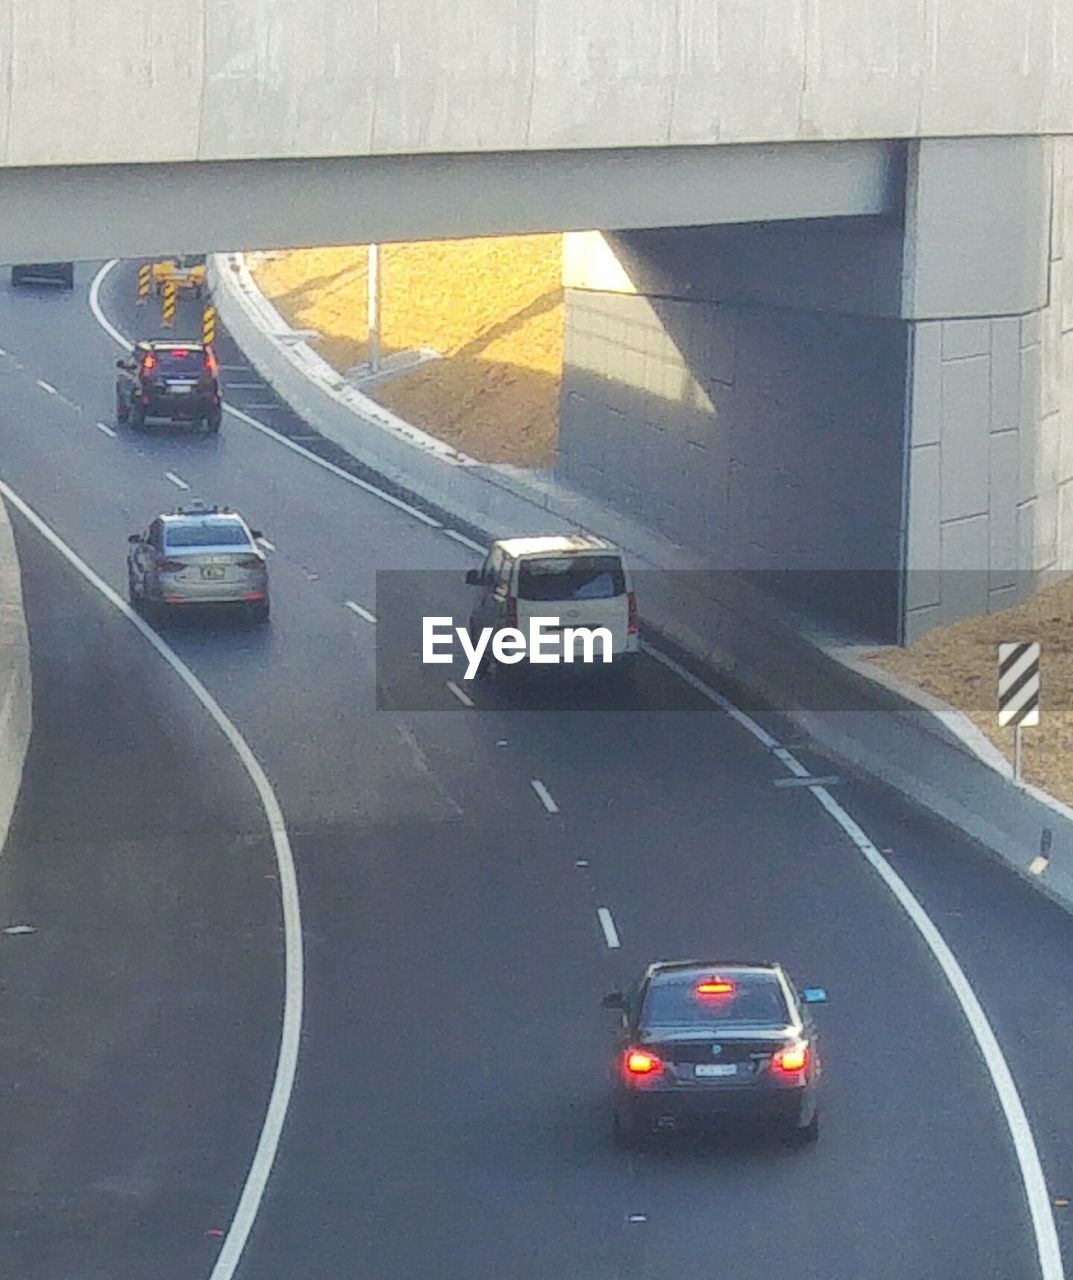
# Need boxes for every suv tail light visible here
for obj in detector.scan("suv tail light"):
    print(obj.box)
[624,1048,663,1077]
[627,590,638,636]
[506,595,518,628]
[141,353,156,373]
[771,1043,809,1075]
[205,349,218,376]
[156,558,186,574]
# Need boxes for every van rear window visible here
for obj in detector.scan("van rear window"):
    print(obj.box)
[517,556,626,601]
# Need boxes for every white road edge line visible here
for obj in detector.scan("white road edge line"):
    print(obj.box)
[597,906,621,949]
[0,477,304,1280]
[96,422,117,439]
[344,600,377,624]
[531,779,559,814]
[36,379,57,395]
[89,260,449,532]
[442,528,487,553]
[257,537,276,552]
[642,640,1063,1280]
[446,680,475,708]
[165,471,190,491]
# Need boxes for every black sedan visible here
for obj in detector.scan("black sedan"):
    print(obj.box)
[603,961,827,1147]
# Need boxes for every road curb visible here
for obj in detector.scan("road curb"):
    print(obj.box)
[208,251,1073,916]
[0,493,32,857]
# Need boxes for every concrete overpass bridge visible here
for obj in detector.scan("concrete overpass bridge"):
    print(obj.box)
[2,0,1072,640]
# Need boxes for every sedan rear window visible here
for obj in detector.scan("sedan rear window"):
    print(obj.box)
[516,555,626,601]
[642,973,790,1028]
[165,521,250,548]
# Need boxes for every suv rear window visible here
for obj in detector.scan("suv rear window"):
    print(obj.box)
[165,521,250,548]
[516,555,626,601]
[151,348,205,374]
[642,973,790,1028]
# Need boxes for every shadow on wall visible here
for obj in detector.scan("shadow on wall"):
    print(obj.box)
[558,289,910,642]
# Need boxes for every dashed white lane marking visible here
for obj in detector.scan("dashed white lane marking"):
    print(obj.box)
[36,379,57,395]
[257,537,276,552]
[0,346,6,356]
[345,600,377,624]
[446,680,475,708]
[530,779,559,814]
[96,422,117,439]
[643,640,1064,1280]
[3,925,36,936]
[597,906,621,949]
[0,477,304,1280]
[165,472,190,491]
[442,528,487,553]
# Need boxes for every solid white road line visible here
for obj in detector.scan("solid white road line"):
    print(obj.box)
[36,379,57,396]
[597,907,621,949]
[446,680,475,708]
[530,779,559,814]
[96,422,117,439]
[642,640,1063,1280]
[442,528,487,553]
[92,258,448,532]
[0,477,304,1280]
[165,472,190,491]
[345,600,377,624]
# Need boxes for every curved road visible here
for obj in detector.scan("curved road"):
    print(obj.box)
[0,259,1071,1279]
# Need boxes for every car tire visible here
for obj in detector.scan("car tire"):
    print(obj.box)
[130,403,146,431]
[127,568,141,609]
[206,406,222,433]
[467,624,491,677]
[10,267,23,287]
[116,396,130,425]
[613,1103,645,1151]
[786,1112,819,1147]
[248,601,270,626]
[193,284,203,299]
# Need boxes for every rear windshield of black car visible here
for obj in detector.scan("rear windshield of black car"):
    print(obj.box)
[642,973,791,1028]
[165,522,250,548]
[516,556,626,601]
[152,349,205,374]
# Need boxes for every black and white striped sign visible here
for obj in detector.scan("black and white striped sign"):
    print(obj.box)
[998,642,1040,727]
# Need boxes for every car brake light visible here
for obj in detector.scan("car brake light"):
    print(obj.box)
[771,1043,809,1074]
[141,354,156,372]
[696,979,734,996]
[172,348,189,358]
[506,595,518,628]
[624,1049,662,1076]
[157,558,185,573]
[627,589,638,635]
[205,350,218,375]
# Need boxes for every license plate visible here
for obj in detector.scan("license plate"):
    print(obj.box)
[200,566,225,580]
[694,1063,738,1078]
[168,383,193,394]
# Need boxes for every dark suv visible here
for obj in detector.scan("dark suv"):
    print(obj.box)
[116,341,223,432]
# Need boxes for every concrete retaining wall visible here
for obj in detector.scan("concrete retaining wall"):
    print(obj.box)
[0,495,31,856]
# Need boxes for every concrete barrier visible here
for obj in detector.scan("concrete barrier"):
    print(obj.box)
[0,494,31,856]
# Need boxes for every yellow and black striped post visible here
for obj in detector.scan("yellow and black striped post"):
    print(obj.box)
[201,304,217,348]
[137,262,151,304]
[161,279,177,328]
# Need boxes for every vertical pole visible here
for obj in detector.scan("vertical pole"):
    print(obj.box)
[1014,723,1023,784]
[367,243,381,375]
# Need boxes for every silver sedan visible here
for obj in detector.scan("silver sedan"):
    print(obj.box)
[127,504,270,624]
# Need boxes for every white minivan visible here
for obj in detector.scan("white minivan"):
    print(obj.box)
[464,535,639,678]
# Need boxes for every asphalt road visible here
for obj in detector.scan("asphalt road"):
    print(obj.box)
[0,258,1070,1279]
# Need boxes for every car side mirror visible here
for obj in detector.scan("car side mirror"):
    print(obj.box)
[116,358,128,369]
[127,534,141,544]
[601,991,625,1010]
[464,568,481,586]
[250,530,264,540]
[800,988,828,1005]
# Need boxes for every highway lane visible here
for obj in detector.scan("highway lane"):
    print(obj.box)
[0,258,1064,1277]
[0,510,282,1280]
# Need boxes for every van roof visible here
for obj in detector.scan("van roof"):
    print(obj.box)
[495,534,619,559]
